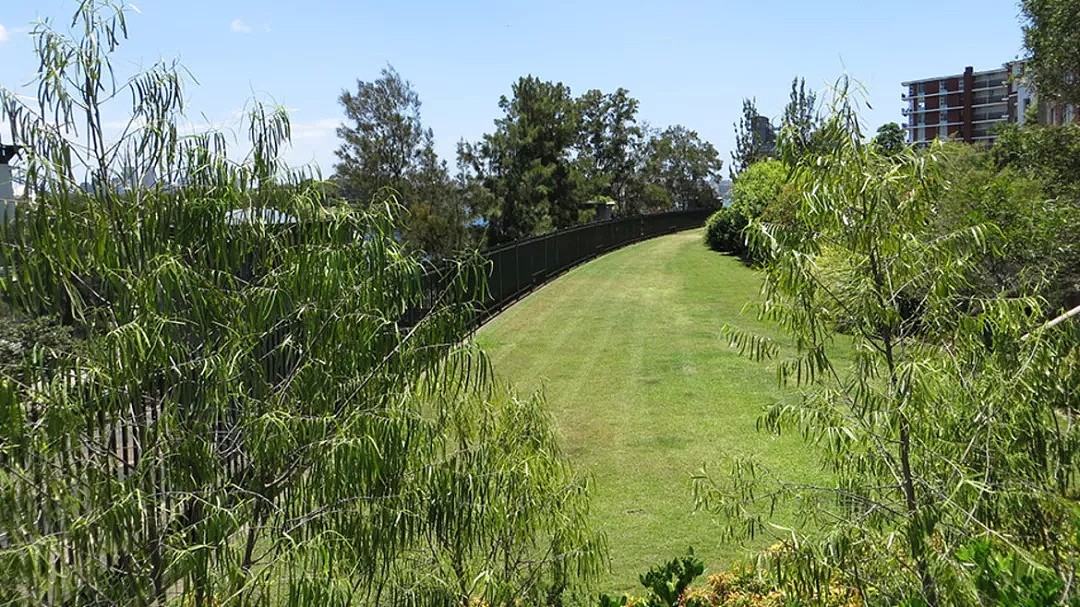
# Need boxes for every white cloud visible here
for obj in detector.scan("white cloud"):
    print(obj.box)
[230,19,252,34]
[290,118,340,141]
[0,24,10,43]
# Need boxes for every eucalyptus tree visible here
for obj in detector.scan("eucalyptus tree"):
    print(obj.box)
[575,88,644,212]
[697,79,1080,605]
[0,2,604,605]
[640,126,723,210]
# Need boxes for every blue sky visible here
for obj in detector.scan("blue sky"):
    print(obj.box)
[1,1,1026,177]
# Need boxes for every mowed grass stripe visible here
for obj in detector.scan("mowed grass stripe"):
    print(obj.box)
[476,229,825,594]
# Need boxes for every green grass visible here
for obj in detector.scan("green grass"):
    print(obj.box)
[475,229,827,594]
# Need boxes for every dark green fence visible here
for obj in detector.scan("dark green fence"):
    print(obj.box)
[407,209,710,328]
[480,209,709,320]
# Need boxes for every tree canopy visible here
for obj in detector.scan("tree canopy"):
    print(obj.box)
[640,125,724,210]
[1022,0,1080,105]
[333,66,470,257]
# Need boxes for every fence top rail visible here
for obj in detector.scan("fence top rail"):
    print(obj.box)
[479,208,711,256]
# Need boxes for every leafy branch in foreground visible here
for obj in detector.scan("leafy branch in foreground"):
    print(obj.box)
[697,77,1080,606]
[0,2,605,605]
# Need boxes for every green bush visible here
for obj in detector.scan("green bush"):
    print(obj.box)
[0,313,79,375]
[598,547,861,607]
[707,159,788,262]
[730,159,788,220]
[704,207,748,254]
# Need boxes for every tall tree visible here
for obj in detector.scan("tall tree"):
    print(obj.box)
[333,66,470,256]
[334,65,433,203]
[575,87,643,211]
[1022,0,1080,106]
[730,98,776,178]
[778,77,819,158]
[641,125,724,210]
[457,76,584,244]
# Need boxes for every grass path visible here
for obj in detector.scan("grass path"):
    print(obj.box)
[476,229,826,593]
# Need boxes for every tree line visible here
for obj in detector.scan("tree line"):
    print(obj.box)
[333,68,724,255]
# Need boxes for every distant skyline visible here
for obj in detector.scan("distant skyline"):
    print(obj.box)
[0,1,1027,177]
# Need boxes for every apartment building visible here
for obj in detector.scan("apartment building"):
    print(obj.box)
[902,63,1029,147]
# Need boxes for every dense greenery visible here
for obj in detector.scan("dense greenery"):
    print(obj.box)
[333,66,472,257]
[600,548,861,607]
[456,81,723,244]
[0,3,605,604]
[638,126,724,211]
[334,70,724,251]
[699,80,1080,606]
[1022,0,1080,105]
[704,159,788,258]
[939,141,1079,313]
[704,207,747,253]
[871,122,907,155]
[456,76,584,242]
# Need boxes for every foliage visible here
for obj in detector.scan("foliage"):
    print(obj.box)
[730,159,788,221]
[957,539,1080,606]
[993,122,1080,199]
[333,65,473,257]
[1021,0,1080,105]
[457,76,585,244]
[0,3,605,604]
[458,83,724,239]
[731,98,777,178]
[704,207,748,254]
[577,88,645,213]
[640,126,724,210]
[637,549,706,607]
[599,549,862,607]
[936,141,1079,312]
[990,123,1080,309]
[334,65,432,202]
[621,177,674,214]
[0,313,79,376]
[778,78,820,159]
[599,549,705,607]
[872,122,908,155]
[698,78,1080,606]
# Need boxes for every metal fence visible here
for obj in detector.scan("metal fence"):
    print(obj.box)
[403,209,710,328]
[478,209,709,321]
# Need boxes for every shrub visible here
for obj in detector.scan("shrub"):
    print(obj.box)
[599,548,862,607]
[704,207,748,254]
[707,159,788,262]
[730,159,788,220]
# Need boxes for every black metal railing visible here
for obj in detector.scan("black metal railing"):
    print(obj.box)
[406,209,711,328]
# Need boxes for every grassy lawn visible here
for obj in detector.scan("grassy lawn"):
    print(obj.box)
[475,229,828,594]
